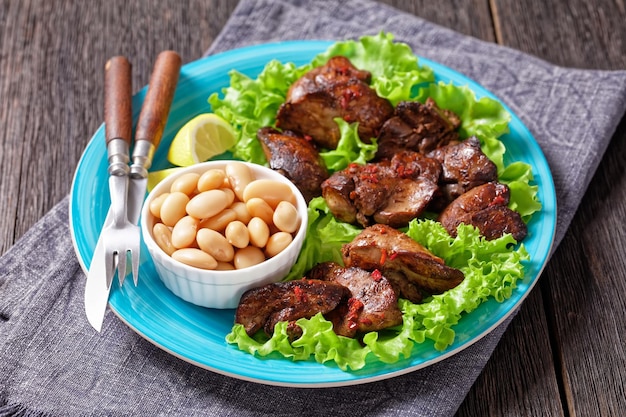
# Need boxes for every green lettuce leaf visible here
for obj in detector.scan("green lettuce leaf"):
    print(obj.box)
[318,118,378,172]
[208,60,311,165]
[414,82,511,139]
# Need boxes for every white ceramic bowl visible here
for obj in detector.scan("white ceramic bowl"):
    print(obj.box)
[141,161,308,309]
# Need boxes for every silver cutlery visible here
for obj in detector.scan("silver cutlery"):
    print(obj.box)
[84,51,181,331]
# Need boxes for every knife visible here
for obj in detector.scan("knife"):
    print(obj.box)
[84,56,133,332]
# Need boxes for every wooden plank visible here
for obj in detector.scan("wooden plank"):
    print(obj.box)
[492,0,626,415]
[491,0,626,69]
[457,291,565,416]
[542,121,626,417]
[379,0,497,42]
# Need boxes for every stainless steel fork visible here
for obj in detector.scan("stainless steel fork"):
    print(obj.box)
[102,56,140,287]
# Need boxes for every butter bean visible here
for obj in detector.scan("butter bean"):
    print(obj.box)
[160,192,190,227]
[172,248,217,270]
[225,220,249,249]
[171,216,199,249]
[242,179,296,209]
[198,208,237,232]
[170,172,200,195]
[215,261,235,271]
[196,228,234,262]
[245,198,274,225]
[225,162,254,201]
[149,192,169,219]
[230,201,252,224]
[197,169,226,192]
[265,232,293,257]
[220,187,235,206]
[186,189,230,219]
[273,201,299,233]
[248,217,270,248]
[153,223,176,256]
[234,246,266,269]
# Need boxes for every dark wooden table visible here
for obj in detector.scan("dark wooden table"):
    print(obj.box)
[1,1,625,415]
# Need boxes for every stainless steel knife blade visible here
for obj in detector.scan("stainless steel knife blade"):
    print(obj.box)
[84,210,116,332]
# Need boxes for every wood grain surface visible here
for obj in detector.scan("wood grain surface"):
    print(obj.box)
[1,1,624,416]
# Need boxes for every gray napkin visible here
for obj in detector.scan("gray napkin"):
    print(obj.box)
[2,0,626,416]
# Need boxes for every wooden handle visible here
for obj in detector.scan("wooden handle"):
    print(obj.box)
[104,56,132,145]
[134,50,182,149]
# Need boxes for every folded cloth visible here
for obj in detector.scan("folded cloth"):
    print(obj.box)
[1,0,625,416]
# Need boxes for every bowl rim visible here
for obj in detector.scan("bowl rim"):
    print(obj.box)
[140,160,309,283]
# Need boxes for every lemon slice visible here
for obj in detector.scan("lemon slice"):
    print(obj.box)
[167,113,236,166]
[147,167,185,192]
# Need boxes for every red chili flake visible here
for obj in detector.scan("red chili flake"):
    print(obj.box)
[304,134,313,142]
[371,269,382,281]
[348,297,364,308]
[364,164,378,173]
[379,249,388,265]
[347,298,364,315]
[337,66,349,76]
[294,286,307,303]
[339,95,348,109]
[343,114,354,122]
[360,173,378,183]
[346,298,364,330]
[389,251,398,261]
[490,195,506,207]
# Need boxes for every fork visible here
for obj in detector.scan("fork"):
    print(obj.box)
[102,56,140,287]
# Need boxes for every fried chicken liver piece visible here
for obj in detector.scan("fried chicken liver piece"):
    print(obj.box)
[438,182,528,241]
[276,56,394,150]
[321,151,441,228]
[376,98,460,160]
[427,136,498,207]
[342,224,465,295]
[286,55,371,101]
[257,127,329,202]
[235,279,349,337]
[306,262,403,338]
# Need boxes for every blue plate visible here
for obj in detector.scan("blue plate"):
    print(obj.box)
[70,41,557,387]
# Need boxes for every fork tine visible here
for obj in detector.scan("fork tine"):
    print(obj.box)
[117,249,127,287]
[131,246,140,286]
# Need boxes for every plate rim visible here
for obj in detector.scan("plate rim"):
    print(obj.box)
[71,39,557,388]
